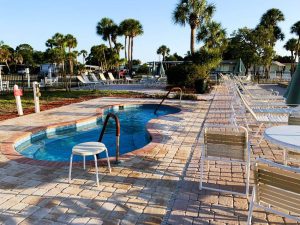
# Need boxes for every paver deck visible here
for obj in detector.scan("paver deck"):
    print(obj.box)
[0,87,298,225]
[0,97,209,224]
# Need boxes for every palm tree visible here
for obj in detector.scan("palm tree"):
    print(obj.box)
[119,19,132,61]
[284,38,298,75]
[258,8,285,78]
[197,21,227,50]
[291,21,300,62]
[50,33,66,72]
[79,50,88,64]
[0,47,12,72]
[126,19,144,73]
[114,43,124,56]
[64,34,77,75]
[259,8,285,47]
[173,0,215,54]
[96,18,116,49]
[45,38,55,49]
[157,45,170,61]
[13,52,23,72]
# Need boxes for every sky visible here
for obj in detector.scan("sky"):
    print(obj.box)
[0,0,299,63]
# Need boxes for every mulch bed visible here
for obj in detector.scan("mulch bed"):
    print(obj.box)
[0,94,144,122]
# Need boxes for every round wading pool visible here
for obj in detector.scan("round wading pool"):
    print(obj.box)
[15,104,180,162]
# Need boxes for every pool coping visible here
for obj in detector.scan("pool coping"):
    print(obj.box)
[0,102,182,167]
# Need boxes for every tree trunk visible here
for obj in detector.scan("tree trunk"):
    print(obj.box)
[5,61,10,72]
[296,38,300,63]
[108,37,112,50]
[124,36,127,61]
[190,28,195,55]
[128,37,131,71]
[130,37,134,74]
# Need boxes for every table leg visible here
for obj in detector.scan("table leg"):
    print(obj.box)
[283,149,287,165]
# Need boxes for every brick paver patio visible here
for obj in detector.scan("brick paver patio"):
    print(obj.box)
[0,86,298,225]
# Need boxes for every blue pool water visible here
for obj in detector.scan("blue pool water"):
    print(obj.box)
[15,104,180,162]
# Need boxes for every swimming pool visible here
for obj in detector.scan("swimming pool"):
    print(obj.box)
[15,104,180,162]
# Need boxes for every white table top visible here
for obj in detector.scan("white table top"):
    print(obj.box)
[72,142,107,156]
[264,125,300,152]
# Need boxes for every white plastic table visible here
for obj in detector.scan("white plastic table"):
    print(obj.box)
[264,125,300,165]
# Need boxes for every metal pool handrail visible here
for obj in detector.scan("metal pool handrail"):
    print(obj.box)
[98,113,121,164]
[154,87,182,114]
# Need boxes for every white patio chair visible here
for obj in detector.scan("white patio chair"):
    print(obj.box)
[247,158,300,224]
[199,125,251,197]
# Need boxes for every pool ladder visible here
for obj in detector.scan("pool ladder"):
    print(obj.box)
[154,87,183,114]
[98,113,121,164]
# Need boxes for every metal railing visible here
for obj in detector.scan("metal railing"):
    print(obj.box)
[98,113,121,164]
[154,87,182,114]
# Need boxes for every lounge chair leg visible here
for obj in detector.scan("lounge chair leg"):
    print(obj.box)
[83,156,86,170]
[68,154,73,183]
[105,149,111,173]
[247,190,255,225]
[93,155,99,187]
[283,149,287,165]
[199,151,205,190]
[246,160,250,198]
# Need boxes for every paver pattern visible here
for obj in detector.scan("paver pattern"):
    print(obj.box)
[0,85,298,225]
[0,97,209,224]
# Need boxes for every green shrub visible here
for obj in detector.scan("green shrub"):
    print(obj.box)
[194,79,207,94]
[136,63,149,74]
[166,63,208,89]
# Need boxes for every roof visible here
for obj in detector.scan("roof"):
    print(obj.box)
[272,61,286,67]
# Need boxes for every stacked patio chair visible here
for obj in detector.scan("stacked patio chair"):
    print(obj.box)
[247,158,300,224]
[89,73,105,85]
[99,73,111,85]
[77,75,97,90]
[199,125,251,197]
[108,72,123,84]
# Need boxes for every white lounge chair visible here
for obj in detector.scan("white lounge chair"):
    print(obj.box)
[99,73,110,84]
[108,72,122,84]
[247,158,300,224]
[89,73,104,85]
[77,76,97,89]
[125,75,135,83]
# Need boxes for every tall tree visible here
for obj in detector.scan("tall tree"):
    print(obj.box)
[64,34,77,75]
[291,21,300,62]
[223,28,256,72]
[119,19,131,61]
[126,19,143,73]
[197,21,227,50]
[79,50,88,64]
[16,44,34,66]
[0,45,12,71]
[258,8,285,78]
[173,0,215,54]
[157,45,170,61]
[284,38,298,75]
[96,18,116,49]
